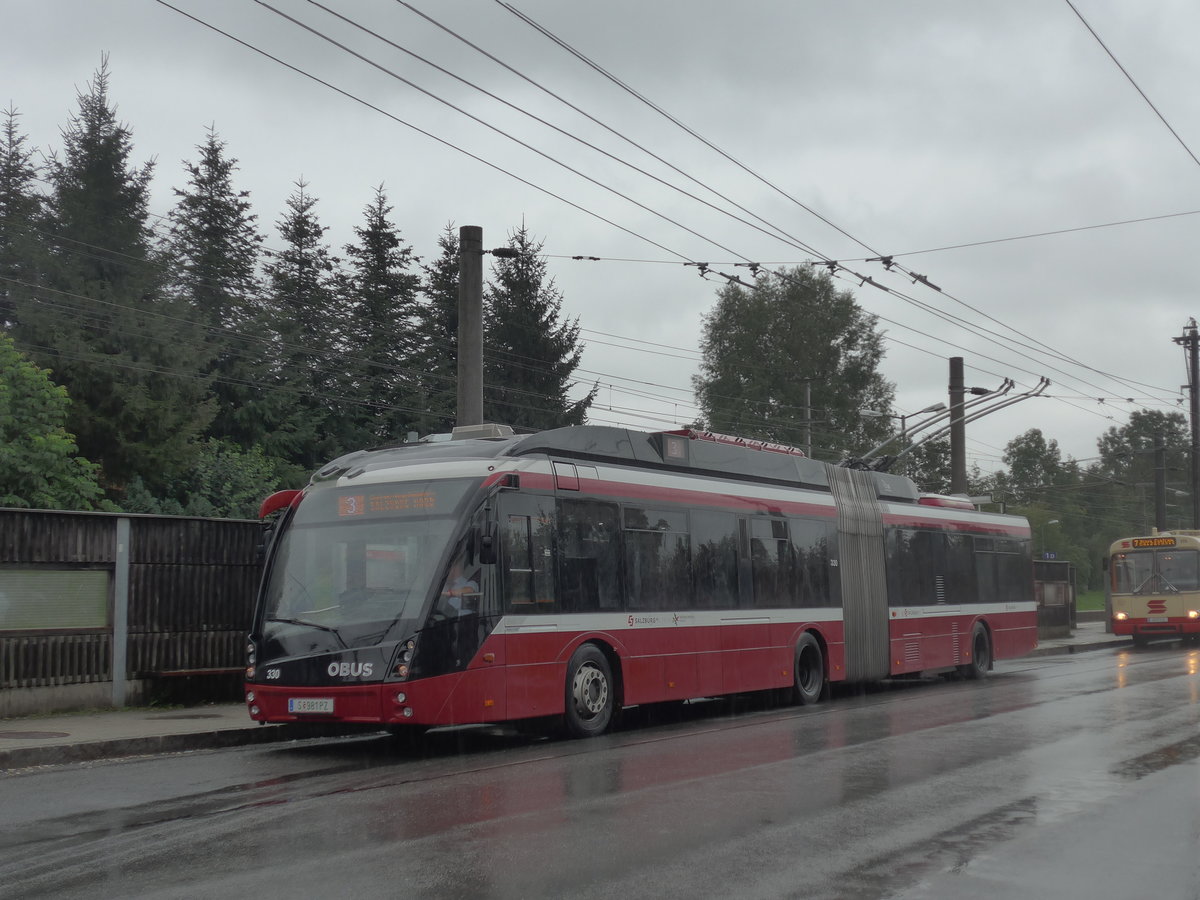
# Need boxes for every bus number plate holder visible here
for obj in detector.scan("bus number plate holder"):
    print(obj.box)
[288,697,334,714]
[1147,617,1168,623]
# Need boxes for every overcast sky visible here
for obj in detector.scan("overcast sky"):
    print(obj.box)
[5,0,1199,478]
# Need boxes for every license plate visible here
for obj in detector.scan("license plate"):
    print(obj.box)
[288,697,334,714]
[1147,617,1168,623]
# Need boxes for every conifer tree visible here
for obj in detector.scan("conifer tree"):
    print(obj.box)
[167,127,271,448]
[339,186,421,447]
[414,223,461,435]
[0,107,43,329]
[14,59,212,494]
[262,179,342,468]
[483,225,594,430]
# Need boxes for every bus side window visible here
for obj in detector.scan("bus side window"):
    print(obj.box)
[624,506,690,612]
[557,499,622,612]
[790,516,835,608]
[749,517,793,609]
[691,510,739,609]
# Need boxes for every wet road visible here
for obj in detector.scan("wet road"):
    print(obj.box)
[2,642,1198,899]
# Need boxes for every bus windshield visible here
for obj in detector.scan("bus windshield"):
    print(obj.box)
[1112,548,1200,593]
[261,478,478,647]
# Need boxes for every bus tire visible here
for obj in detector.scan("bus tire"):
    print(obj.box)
[793,632,826,705]
[1131,634,1149,648]
[565,644,615,738]
[959,623,992,679]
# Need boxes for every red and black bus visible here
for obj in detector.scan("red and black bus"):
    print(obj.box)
[244,424,1037,737]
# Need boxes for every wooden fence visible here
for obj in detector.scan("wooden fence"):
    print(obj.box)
[0,509,261,711]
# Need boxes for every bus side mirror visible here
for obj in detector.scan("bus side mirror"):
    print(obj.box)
[478,522,498,565]
[257,521,276,564]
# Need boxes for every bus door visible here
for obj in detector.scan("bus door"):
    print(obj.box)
[828,467,890,681]
[497,490,559,718]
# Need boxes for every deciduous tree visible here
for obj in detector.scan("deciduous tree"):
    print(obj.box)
[0,332,106,509]
[693,266,893,460]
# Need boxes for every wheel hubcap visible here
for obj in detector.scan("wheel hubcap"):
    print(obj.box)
[572,663,608,718]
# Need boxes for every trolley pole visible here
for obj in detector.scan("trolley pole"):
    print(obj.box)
[949,356,967,494]
[457,225,484,428]
[1175,320,1200,528]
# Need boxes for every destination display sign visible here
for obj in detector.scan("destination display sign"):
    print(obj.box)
[1130,537,1177,548]
[300,478,476,522]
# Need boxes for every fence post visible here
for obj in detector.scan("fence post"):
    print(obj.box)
[112,517,130,707]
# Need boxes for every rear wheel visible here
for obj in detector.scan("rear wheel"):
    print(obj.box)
[793,632,826,705]
[564,644,615,738]
[959,623,992,679]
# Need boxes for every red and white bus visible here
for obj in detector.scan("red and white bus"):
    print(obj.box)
[1107,531,1200,646]
[244,424,1037,737]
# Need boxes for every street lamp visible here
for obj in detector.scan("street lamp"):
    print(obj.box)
[1040,519,1060,557]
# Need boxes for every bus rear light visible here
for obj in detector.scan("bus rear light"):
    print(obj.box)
[402,707,414,718]
[250,705,260,716]
[395,664,410,679]
[394,692,407,704]
[245,666,256,679]
[246,691,255,703]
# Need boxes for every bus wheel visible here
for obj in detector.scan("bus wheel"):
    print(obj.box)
[793,632,826,705]
[959,623,992,679]
[565,644,614,738]
[1132,634,1149,649]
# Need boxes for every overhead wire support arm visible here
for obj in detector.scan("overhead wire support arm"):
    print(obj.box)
[897,378,1050,464]
[853,379,1012,466]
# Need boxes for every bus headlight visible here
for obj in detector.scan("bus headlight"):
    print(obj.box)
[1115,612,1128,621]
[1188,610,1199,619]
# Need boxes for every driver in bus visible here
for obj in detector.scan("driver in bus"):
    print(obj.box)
[437,557,480,617]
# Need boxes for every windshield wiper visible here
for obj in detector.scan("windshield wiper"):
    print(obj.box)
[265,616,347,647]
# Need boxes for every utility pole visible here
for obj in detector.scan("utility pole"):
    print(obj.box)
[1155,433,1166,532]
[457,225,484,428]
[1174,319,1200,528]
[949,357,967,494]
[803,381,812,458]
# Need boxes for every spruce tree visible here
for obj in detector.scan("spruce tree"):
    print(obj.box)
[483,225,595,430]
[167,127,271,448]
[340,186,421,447]
[414,223,460,435]
[0,107,43,329]
[262,179,342,469]
[15,59,212,495]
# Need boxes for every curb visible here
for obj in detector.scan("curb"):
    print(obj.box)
[1026,637,1129,658]
[0,721,377,771]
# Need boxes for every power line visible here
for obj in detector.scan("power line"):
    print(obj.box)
[1063,0,1200,171]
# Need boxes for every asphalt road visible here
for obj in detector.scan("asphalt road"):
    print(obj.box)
[1,641,1197,900]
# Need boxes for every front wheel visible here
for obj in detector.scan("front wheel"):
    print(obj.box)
[959,623,992,679]
[564,644,615,738]
[792,632,826,705]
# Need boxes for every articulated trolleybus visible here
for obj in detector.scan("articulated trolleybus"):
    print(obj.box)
[245,424,1037,738]
[1107,531,1200,646]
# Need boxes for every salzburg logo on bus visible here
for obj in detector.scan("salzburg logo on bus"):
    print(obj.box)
[1146,599,1168,615]
[327,661,373,678]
